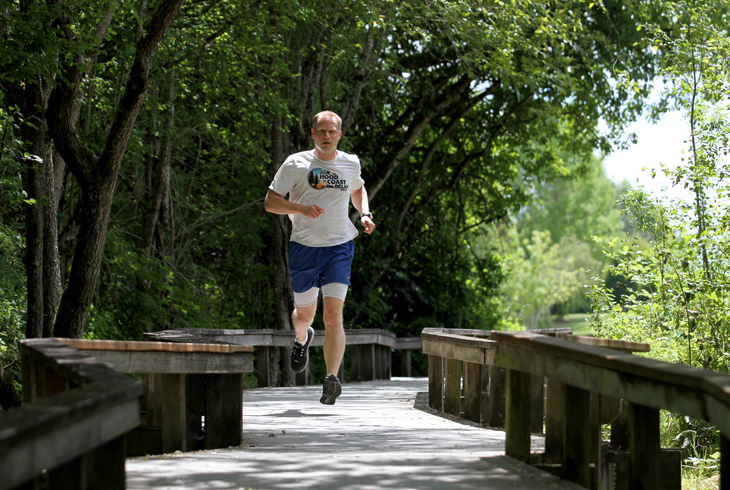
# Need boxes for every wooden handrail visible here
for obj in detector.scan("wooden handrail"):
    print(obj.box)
[422,329,730,490]
[145,328,421,386]
[145,327,399,348]
[0,339,143,490]
[59,337,253,353]
[492,330,730,431]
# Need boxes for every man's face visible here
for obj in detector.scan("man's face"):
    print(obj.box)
[311,116,342,160]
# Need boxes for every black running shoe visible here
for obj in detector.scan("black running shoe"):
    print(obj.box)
[290,327,314,373]
[320,374,342,405]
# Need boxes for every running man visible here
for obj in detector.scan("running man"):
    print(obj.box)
[264,110,375,404]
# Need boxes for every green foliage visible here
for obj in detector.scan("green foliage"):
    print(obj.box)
[497,228,595,329]
[588,2,730,475]
[1,0,672,342]
[590,188,730,371]
[590,0,730,372]
[477,153,630,329]
[661,411,721,478]
[0,103,26,365]
[0,106,25,211]
[0,223,25,366]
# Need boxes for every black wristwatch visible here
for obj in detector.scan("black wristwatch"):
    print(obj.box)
[361,212,373,220]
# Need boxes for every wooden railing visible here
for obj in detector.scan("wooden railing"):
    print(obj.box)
[60,338,254,455]
[0,338,143,490]
[145,328,421,386]
[421,329,728,490]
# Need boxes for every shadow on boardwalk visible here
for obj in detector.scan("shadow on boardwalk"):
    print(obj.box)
[126,378,582,490]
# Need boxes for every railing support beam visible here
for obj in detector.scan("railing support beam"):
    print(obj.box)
[563,384,591,487]
[505,368,531,463]
[628,404,660,490]
[444,358,462,417]
[428,355,443,411]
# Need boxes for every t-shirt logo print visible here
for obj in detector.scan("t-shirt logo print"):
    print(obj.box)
[308,168,348,191]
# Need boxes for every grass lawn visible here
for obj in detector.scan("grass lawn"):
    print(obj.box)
[552,312,593,336]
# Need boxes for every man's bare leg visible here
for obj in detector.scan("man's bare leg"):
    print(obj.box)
[322,296,346,375]
[292,302,317,342]
[290,301,317,374]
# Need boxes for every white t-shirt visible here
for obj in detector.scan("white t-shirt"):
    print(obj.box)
[269,150,364,247]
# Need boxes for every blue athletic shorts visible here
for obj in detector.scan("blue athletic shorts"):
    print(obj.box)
[288,240,355,293]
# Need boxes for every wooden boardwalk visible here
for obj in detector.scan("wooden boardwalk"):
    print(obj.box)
[126,377,583,490]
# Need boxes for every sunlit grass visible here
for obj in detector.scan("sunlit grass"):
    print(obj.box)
[552,313,592,336]
[682,473,719,490]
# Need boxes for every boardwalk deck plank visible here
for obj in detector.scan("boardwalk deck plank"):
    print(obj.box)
[126,378,585,490]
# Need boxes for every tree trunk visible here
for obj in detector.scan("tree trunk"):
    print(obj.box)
[22,75,57,339]
[49,0,187,338]
[53,182,115,338]
[42,148,62,338]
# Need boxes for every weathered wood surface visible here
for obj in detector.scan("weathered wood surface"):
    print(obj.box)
[423,328,730,490]
[491,330,730,435]
[1,339,142,490]
[126,378,586,490]
[145,328,398,348]
[552,333,650,353]
[146,328,420,386]
[54,338,252,456]
[421,331,497,365]
[59,338,253,353]
[60,348,254,374]
[394,337,422,350]
[422,327,572,338]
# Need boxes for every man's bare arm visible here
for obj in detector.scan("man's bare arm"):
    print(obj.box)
[264,189,324,218]
[350,186,375,234]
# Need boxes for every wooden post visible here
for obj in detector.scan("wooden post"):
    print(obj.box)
[350,345,362,381]
[185,374,205,451]
[362,344,375,380]
[563,384,591,487]
[489,366,506,428]
[401,350,412,377]
[256,346,271,387]
[505,368,531,463]
[45,434,126,490]
[159,373,186,453]
[628,403,661,490]
[530,374,544,434]
[47,456,83,490]
[544,378,565,464]
[374,344,384,380]
[444,358,462,417]
[464,362,481,423]
[612,400,630,450]
[590,392,602,486]
[428,354,444,411]
[204,373,243,449]
[85,435,126,490]
[481,365,491,424]
[144,374,164,427]
[385,345,392,380]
